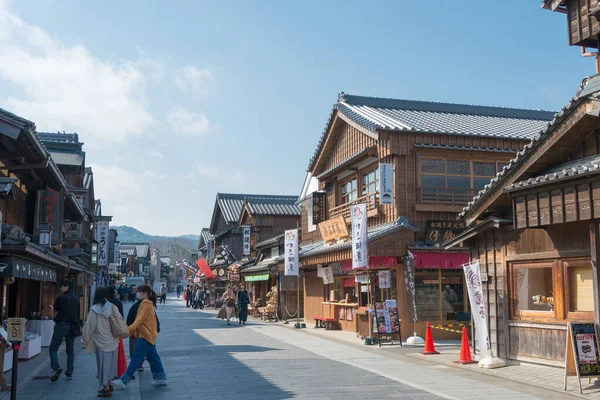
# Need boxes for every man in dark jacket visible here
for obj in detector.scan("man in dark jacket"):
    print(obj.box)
[49,279,80,382]
[186,285,193,307]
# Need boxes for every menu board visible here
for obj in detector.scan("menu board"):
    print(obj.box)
[565,322,600,394]
[374,300,400,334]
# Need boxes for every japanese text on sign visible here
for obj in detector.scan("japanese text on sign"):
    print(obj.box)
[424,220,466,246]
[351,204,368,269]
[242,226,251,256]
[96,221,109,266]
[284,229,298,276]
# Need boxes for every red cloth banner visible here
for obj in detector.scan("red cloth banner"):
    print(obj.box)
[196,258,214,279]
[342,256,397,271]
[411,251,469,270]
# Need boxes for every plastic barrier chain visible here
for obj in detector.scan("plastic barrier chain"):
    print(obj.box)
[430,323,472,334]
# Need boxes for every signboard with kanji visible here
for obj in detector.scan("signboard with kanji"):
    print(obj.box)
[312,192,326,225]
[424,220,466,246]
[318,216,349,244]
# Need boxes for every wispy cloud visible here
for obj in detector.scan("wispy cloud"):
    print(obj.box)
[167,105,210,135]
[175,65,214,94]
[0,5,157,146]
[147,150,165,159]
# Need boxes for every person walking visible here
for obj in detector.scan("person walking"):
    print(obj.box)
[111,285,168,389]
[129,285,136,303]
[126,289,161,373]
[107,286,127,379]
[237,283,250,325]
[186,285,193,308]
[121,285,130,303]
[222,287,236,326]
[82,287,120,397]
[49,279,80,382]
[159,284,167,305]
[232,285,239,322]
[176,284,182,299]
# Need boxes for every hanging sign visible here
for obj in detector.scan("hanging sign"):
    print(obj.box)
[322,266,334,284]
[312,192,326,225]
[284,229,298,276]
[317,264,323,277]
[404,251,418,322]
[355,274,368,284]
[379,163,393,205]
[565,322,600,394]
[242,225,251,256]
[378,270,391,289]
[463,261,491,358]
[207,238,215,262]
[425,220,466,247]
[219,245,237,266]
[113,242,120,265]
[107,264,117,275]
[351,204,368,269]
[319,216,349,244]
[96,221,109,266]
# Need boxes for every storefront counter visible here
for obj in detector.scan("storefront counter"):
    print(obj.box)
[321,302,358,331]
[25,320,54,347]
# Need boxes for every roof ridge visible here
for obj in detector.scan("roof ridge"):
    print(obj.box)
[337,92,556,120]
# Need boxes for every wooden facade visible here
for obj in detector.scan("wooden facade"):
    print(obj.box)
[453,86,600,365]
[300,94,552,339]
[543,0,600,48]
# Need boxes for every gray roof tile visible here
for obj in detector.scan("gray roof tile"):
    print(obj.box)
[121,243,150,258]
[49,151,84,167]
[459,76,594,219]
[216,193,300,224]
[308,93,555,171]
[413,143,518,154]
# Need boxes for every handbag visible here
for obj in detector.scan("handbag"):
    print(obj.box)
[109,305,130,339]
[70,320,82,337]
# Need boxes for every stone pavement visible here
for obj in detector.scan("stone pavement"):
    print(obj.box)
[5,296,585,399]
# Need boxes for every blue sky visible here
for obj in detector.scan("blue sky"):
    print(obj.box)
[0,0,592,236]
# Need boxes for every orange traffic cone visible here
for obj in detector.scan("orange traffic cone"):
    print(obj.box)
[421,322,439,355]
[454,327,477,364]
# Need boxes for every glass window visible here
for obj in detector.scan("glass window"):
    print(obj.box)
[568,266,594,313]
[362,167,379,196]
[415,269,441,322]
[474,177,493,191]
[447,160,470,175]
[513,265,554,313]
[421,159,445,173]
[473,162,495,177]
[340,178,357,204]
[447,176,470,189]
[441,270,466,322]
[497,162,508,172]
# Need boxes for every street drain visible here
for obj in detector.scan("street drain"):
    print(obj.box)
[31,376,51,380]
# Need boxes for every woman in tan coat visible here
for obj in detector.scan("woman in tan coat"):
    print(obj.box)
[222,287,236,325]
[82,287,120,397]
[111,285,168,390]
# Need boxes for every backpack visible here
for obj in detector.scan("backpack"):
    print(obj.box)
[109,304,130,339]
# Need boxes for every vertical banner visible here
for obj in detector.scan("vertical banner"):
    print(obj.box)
[207,238,215,262]
[242,225,251,256]
[284,229,298,276]
[322,266,334,284]
[317,264,323,277]
[96,221,109,266]
[379,163,394,205]
[404,251,418,322]
[312,192,326,225]
[378,270,391,288]
[463,261,491,358]
[350,203,368,269]
[113,242,120,265]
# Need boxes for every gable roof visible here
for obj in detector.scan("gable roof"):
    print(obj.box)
[212,193,299,226]
[121,243,151,259]
[307,92,555,171]
[198,228,213,250]
[459,75,598,223]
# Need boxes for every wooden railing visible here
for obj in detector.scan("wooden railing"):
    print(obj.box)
[329,192,379,220]
[417,187,475,205]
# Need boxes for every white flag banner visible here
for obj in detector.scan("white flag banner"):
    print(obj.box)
[379,163,394,205]
[242,225,251,256]
[378,270,391,288]
[463,261,491,358]
[322,266,334,284]
[317,264,323,277]
[284,229,299,276]
[355,274,368,284]
[351,203,368,269]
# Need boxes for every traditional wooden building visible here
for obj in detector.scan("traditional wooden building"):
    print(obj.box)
[120,243,151,278]
[298,92,555,339]
[447,76,600,366]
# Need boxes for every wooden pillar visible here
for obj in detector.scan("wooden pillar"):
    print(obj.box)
[590,221,600,330]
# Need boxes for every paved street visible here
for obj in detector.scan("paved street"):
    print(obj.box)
[8,296,583,399]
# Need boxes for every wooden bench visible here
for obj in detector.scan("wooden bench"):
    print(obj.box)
[258,307,276,321]
[314,316,336,330]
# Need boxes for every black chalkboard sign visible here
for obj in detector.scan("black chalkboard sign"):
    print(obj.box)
[565,322,600,394]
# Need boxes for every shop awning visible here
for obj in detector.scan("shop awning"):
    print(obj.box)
[411,251,469,270]
[0,256,57,282]
[341,256,397,271]
[244,274,269,282]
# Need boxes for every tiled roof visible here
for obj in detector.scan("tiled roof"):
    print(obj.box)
[198,228,213,249]
[120,246,137,256]
[255,234,283,249]
[216,193,300,224]
[307,93,555,171]
[37,132,81,144]
[121,243,150,258]
[506,154,600,192]
[459,75,594,220]
[298,217,417,258]
[316,146,377,179]
[49,151,84,167]
[413,143,519,154]
[241,257,278,274]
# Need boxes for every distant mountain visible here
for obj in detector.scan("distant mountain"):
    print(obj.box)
[113,226,199,257]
